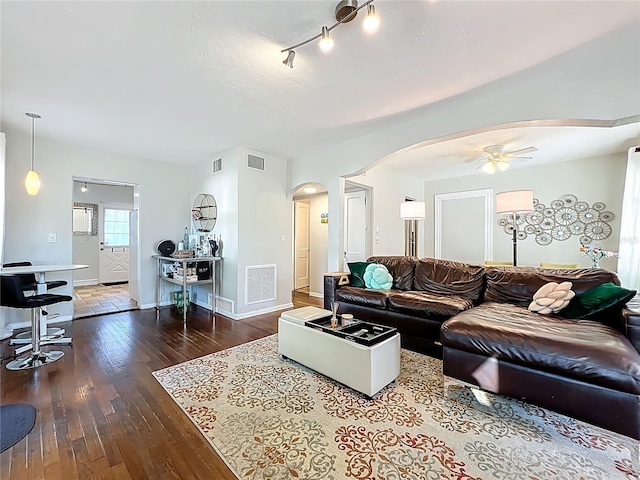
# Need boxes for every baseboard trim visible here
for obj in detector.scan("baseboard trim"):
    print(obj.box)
[73,279,98,287]
[138,301,294,321]
[309,291,323,299]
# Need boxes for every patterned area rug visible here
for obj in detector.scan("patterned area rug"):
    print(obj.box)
[153,335,639,479]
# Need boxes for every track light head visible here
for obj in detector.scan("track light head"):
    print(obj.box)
[283,50,295,68]
[81,182,88,192]
[363,4,380,32]
[319,26,334,52]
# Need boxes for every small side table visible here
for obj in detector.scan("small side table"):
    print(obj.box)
[323,271,351,286]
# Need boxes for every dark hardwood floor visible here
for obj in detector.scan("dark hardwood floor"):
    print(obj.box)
[0,292,322,479]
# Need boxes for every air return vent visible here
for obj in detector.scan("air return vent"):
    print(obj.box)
[212,158,223,174]
[247,154,265,171]
[245,264,277,305]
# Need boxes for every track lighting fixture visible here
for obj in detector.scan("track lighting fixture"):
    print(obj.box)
[283,50,295,68]
[281,0,379,68]
[319,26,334,52]
[81,182,88,193]
[363,4,380,33]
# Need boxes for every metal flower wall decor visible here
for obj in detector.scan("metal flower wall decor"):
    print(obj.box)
[497,194,614,246]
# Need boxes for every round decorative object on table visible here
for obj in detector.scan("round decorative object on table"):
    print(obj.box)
[0,403,36,453]
[532,197,539,206]
[580,235,592,244]
[524,224,535,234]
[498,218,507,227]
[155,239,176,256]
[516,231,527,240]
[535,203,546,212]
[592,201,606,211]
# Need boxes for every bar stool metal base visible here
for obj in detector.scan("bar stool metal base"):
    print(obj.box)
[6,350,64,371]
[9,327,65,345]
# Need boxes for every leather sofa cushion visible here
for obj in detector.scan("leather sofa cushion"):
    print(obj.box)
[413,258,485,302]
[367,256,417,291]
[335,286,393,309]
[441,302,640,395]
[388,291,474,321]
[484,266,620,307]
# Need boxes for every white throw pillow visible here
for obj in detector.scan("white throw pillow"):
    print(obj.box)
[528,281,575,315]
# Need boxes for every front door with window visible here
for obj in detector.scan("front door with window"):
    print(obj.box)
[99,203,132,284]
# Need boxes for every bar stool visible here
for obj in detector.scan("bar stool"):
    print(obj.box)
[1,275,72,370]
[3,261,68,344]
[2,261,68,292]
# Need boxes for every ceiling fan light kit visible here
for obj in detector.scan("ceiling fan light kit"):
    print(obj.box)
[281,0,379,69]
[478,144,537,175]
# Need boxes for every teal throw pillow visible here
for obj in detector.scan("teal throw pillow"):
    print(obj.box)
[363,263,393,290]
[347,261,371,288]
[561,282,636,319]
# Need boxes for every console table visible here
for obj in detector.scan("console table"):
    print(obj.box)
[153,255,221,322]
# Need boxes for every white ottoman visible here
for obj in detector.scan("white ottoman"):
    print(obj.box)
[278,306,400,397]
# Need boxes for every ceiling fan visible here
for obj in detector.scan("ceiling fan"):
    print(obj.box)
[478,145,538,174]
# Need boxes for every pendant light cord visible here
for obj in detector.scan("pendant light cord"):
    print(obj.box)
[31,115,35,171]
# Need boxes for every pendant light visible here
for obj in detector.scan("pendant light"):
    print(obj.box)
[25,112,42,195]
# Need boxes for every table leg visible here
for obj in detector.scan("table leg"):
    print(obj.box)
[182,274,187,323]
[211,260,216,317]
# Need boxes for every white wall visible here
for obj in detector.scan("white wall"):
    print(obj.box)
[237,149,292,315]
[187,147,240,311]
[424,153,627,270]
[72,182,134,284]
[188,147,292,317]
[2,126,189,328]
[348,164,424,257]
[307,193,329,296]
[287,27,639,271]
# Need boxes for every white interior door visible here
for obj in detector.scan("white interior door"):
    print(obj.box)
[344,190,367,263]
[99,203,132,284]
[294,201,310,289]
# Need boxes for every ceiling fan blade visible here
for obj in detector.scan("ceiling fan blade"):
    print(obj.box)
[505,147,537,156]
[508,156,533,162]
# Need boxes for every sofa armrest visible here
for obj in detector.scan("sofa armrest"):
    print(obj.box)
[323,274,342,310]
[623,295,640,353]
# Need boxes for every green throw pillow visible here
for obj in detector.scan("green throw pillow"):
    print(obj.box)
[561,282,636,319]
[347,261,371,288]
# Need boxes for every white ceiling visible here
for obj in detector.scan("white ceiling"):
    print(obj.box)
[2,1,639,179]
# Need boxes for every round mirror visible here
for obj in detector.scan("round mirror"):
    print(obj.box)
[192,193,217,232]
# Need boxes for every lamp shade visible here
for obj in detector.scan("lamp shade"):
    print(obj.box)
[25,170,41,195]
[400,201,425,220]
[496,190,534,214]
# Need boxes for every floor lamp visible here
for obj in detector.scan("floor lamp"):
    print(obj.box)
[400,201,425,257]
[496,190,534,266]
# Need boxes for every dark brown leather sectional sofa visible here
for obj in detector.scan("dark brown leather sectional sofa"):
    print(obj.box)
[323,256,640,439]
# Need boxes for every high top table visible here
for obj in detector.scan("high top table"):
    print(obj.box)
[0,264,88,344]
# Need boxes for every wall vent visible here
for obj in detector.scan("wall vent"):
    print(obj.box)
[247,154,265,171]
[209,294,234,314]
[245,264,277,305]
[212,158,223,174]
